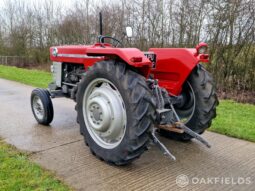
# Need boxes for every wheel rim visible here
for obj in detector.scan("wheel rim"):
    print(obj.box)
[32,95,45,120]
[174,82,196,124]
[82,78,127,149]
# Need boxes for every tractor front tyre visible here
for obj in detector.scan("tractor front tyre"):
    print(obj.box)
[76,60,156,165]
[31,88,54,125]
[160,65,218,141]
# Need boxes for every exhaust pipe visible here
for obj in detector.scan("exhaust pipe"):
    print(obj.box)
[99,12,104,43]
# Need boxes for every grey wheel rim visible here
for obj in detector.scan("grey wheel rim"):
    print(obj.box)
[175,82,196,124]
[32,95,45,120]
[82,78,127,149]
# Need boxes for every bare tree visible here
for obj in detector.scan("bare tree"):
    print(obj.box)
[0,0,254,92]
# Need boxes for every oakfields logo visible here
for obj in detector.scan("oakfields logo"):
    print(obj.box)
[176,174,252,188]
[176,174,189,188]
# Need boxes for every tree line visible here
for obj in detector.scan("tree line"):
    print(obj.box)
[0,0,254,92]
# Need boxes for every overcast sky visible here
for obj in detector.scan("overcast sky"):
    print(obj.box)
[0,0,74,8]
[0,0,120,9]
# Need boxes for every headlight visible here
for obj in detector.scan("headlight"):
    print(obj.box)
[52,47,58,57]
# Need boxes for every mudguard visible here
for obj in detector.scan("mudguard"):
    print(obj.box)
[150,48,209,95]
[86,45,151,68]
[86,45,152,76]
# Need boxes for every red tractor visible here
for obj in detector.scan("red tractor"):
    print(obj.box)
[31,14,218,165]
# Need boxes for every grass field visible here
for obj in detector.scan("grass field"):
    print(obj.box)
[210,100,255,142]
[0,140,71,191]
[0,65,52,88]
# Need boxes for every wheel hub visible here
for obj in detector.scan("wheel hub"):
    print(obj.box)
[90,103,102,122]
[88,96,112,132]
[33,96,44,120]
[83,79,127,149]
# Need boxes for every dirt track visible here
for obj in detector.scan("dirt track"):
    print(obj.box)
[0,78,254,191]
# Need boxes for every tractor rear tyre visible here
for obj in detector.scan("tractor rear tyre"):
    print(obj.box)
[76,60,156,165]
[160,65,218,141]
[31,88,54,125]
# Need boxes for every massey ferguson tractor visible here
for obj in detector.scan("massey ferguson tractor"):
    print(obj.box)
[30,14,218,165]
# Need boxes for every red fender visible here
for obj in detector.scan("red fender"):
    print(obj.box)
[86,44,151,67]
[150,47,209,95]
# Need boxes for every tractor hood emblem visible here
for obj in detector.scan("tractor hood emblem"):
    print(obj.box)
[52,47,58,57]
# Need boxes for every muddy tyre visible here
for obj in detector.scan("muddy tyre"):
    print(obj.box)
[76,60,156,165]
[31,88,54,125]
[160,65,218,141]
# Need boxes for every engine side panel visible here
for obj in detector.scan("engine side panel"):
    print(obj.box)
[150,48,200,95]
[51,62,62,87]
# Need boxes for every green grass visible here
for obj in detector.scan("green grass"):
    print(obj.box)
[0,65,51,88]
[0,140,71,191]
[210,100,255,142]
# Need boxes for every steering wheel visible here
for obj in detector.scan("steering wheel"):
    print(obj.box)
[99,36,123,47]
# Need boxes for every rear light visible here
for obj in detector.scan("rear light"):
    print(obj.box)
[200,54,209,60]
[130,57,142,62]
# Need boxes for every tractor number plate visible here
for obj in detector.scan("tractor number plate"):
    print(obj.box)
[144,52,157,68]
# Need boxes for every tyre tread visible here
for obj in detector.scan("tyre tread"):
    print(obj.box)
[76,60,156,165]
